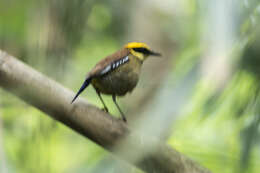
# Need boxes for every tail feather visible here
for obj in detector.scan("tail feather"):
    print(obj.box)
[71,77,92,103]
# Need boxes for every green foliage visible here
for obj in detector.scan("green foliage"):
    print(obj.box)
[1,0,260,173]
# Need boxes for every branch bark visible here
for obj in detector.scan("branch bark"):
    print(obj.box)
[0,50,211,173]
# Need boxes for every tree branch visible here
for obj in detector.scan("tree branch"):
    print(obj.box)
[0,50,211,173]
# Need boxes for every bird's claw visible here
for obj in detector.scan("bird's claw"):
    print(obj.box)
[101,107,109,113]
[122,117,127,123]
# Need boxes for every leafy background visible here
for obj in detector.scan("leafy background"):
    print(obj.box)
[0,0,260,173]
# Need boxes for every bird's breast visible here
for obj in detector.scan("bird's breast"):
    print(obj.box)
[92,57,142,96]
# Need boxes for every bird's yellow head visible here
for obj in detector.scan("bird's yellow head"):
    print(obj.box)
[124,42,161,61]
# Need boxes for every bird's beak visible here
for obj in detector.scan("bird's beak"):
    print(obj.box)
[149,51,161,57]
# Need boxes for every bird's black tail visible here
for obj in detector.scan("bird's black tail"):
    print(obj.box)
[71,77,92,103]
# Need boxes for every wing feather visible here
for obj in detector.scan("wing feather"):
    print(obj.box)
[89,48,130,77]
[100,56,129,75]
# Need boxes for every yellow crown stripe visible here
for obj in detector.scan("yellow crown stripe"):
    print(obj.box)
[124,42,150,49]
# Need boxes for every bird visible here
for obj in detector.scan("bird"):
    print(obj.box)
[71,42,161,122]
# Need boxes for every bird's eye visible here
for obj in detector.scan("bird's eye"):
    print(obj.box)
[133,48,151,54]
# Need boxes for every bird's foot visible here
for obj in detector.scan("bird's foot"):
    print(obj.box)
[122,117,127,123]
[101,107,109,113]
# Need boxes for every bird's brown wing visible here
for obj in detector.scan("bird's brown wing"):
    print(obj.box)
[72,48,130,103]
[88,48,130,77]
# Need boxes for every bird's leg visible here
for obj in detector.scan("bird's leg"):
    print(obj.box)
[95,90,109,113]
[112,95,127,122]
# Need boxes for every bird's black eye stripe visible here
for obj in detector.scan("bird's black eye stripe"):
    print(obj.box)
[133,48,151,54]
